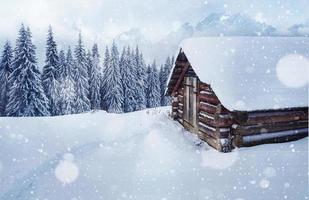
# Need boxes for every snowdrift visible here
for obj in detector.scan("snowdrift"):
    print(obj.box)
[0,107,307,200]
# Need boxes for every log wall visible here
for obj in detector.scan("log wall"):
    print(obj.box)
[196,82,233,152]
[232,108,308,147]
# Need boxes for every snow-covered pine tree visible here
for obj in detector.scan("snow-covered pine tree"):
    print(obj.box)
[119,47,126,110]
[0,41,13,116]
[6,25,50,116]
[129,48,139,111]
[102,41,123,113]
[57,47,77,115]
[100,46,110,110]
[85,49,92,101]
[73,32,90,113]
[58,50,66,79]
[159,64,164,105]
[121,47,137,112]
[54,49,65,114]
[89,43,101,110]
[171,56,175,68]
[147,61,161,108]
[160,56,173,106]
[134,46,146,110]
[42,26,60,115]
[146,64,152,108]
[85,49,92,84]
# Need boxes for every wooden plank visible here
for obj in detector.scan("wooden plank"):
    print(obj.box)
[177,111,183,119]
[177,118,183,125]
[239,128,308,147]
[178,95,184,103]
[198,123,217,138]
[171,102,178,107]
[199,103,217,114]
[198,131,224,152]
[175,61,189,67]
[199,111,215,119]
[247,112,307,125]
[172,107,178,112]
[178,88,184,95]
[198,116,233,128]
[233,108,308,126]
[199,83,211,91]
[172,64,190,94]
[199,93,220,105]
[234,120,308,136]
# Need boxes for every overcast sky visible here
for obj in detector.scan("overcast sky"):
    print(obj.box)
[0,0,308,65]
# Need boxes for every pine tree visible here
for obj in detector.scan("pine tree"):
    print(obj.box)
[145,64,152,108]
[121,47,137,112]
[147,61,160,108]
[0,41,13,116]
[100,46,110,110]
[58,50,66,79]
[119,47,126,110]
[160,56,173,106]
[102,41,123,113]
[159,64,164,105]
[73,32,90,113]
[89,43,101,110]
[6,25,50,116]
[85,49,92,84]
[57,47,77,115]
[134,46,146,110]
[42,26,60,115]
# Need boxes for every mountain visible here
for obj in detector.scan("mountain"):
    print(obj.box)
[113,13,309,63]
[115,28,149,48]
[288,19,309,36]
[195,13,277,36]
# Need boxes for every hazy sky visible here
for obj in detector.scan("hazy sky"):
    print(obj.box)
[0,0,308,65]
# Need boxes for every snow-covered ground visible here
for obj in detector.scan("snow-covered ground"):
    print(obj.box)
[0,107,308,200]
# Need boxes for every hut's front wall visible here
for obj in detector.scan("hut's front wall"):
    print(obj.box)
[171,72,233,152]
[196,82,233,152]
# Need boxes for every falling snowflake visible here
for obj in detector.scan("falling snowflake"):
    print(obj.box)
[55,153,79,185]
[259,179,270,189]
[276,54,309,88]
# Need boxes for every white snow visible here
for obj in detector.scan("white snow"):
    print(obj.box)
[55,157,79,185]
[179,37,309,111]
[276,54,309,88]
[0,107,308,200]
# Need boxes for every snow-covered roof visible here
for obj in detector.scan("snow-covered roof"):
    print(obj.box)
[176,37,309,111]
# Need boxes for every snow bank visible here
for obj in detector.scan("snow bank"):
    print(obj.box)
[0,107,308,200]
[180,37,309,111]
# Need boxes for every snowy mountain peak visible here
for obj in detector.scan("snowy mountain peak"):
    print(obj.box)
[195,13,277,36]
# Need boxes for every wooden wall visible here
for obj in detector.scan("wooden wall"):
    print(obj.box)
[197,82,233,152]
[232,108,308,147]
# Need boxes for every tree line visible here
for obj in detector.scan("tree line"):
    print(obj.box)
[0,24,174,117]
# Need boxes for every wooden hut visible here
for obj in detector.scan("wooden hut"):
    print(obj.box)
[165,37,308,152]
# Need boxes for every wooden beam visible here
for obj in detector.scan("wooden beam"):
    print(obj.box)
[233,109,308,126]
[199,93,221,105]
[172,63,190,95]
[239,128,308,147]
[234,120,308,136]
